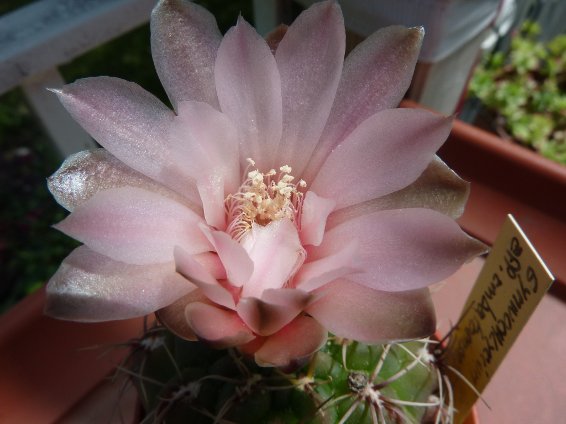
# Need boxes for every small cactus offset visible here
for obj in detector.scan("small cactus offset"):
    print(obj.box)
[124,326,457,424]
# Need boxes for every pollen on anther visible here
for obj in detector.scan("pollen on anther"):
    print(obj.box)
[224,159,307,241]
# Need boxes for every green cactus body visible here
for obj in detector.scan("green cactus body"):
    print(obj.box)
[126,327,453,423]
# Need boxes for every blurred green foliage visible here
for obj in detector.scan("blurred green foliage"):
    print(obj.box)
[469,22,566,165]
[0,0,252,313]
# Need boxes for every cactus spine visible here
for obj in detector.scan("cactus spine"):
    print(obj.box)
[125,326,456,423]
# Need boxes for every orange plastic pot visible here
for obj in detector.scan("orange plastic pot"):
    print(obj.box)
[0,288,144,423]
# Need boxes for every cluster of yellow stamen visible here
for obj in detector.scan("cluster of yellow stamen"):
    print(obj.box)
[225,159,306,241]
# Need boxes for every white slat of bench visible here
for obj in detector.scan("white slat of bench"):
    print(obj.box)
[0,0,157,93]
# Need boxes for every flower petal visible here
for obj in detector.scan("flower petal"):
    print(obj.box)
[47,149,196,213]
[306,280,436,343]
[215,17,282,171]
[151,0,221,109]
[327,156,470,228]
[240,219,305,298]
[315,208,487,292]
[310,109,453,209]
[185,302,255,349]
[275,0,345,177]
[236,288,310,336]
[169,101,240,228]
[54,187,209,265]
[174,247,236,309]
[156,289,210,341]
[52,77,201,205]
[254,315,327,367]
[304,26,424,182]
[197,174,228,230]
[171,101,240,191]
[192,251,228,280]
[200,225,253,287]
[294,240,358,292]
[299,191,335,246]
[45,246,194,322]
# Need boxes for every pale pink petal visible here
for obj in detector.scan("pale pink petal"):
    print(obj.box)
[215,17,282,171]
[236,289,310,336]
[171,101,240,193]
[306,280,436,343]
[254,316,327,367]
[157,289,210,341]
[327,156,470,229]
[191,252,227,280]
[52,77,201,205]
[54,187,209,265]
[151,0,221,109]
[299,191,335,246]
[174,247,236,309]
[200,225,253,287]
[293,240,358,292]
[310,109,453,209]
[45,246,195,322]
[186,302,256,349]
[47,149,197,213]
[275,1,345,177]
[197,175,227,229]
[168,101,240,228]
[240,219,305,298]
[315,208,487,292]
[304,26,424,182]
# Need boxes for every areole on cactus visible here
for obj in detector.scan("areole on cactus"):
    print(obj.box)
[45,0,485,421]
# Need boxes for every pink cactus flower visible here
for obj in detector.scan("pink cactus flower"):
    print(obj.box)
[46,0,485,367]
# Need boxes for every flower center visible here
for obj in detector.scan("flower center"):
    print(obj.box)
[225,158,306,241]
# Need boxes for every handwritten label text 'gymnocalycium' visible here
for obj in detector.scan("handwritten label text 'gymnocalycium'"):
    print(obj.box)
[444,215,553,423]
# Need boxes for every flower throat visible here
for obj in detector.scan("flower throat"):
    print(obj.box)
[225,158,306,241]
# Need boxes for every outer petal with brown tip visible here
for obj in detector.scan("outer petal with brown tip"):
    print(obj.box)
[236,288,310,336]
[45,246,195,322]
[327,156,470,229]
[47,149,197,213]
[306,280,436,343]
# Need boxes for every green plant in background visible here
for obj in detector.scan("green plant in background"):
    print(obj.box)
[468,21,566,165]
